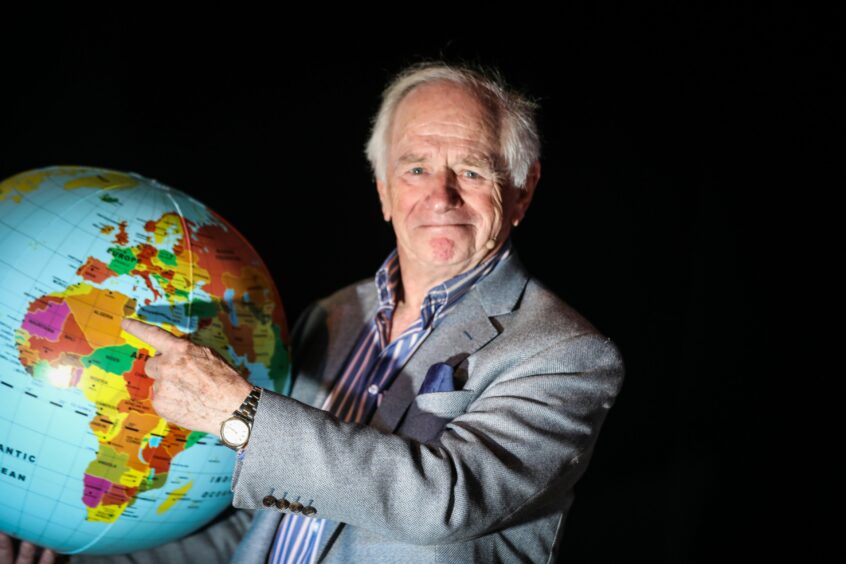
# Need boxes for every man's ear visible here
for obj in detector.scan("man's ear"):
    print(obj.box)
[514,160,540,222]
[376,179,391,222]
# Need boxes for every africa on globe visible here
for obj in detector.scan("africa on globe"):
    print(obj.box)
[0,166,289,555]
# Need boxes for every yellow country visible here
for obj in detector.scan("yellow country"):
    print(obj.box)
[157,480,193,515]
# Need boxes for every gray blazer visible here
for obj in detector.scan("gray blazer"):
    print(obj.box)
[73,250,623,564]
[230,250,624,563]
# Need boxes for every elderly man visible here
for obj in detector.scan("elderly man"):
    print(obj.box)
[4,61,623,564]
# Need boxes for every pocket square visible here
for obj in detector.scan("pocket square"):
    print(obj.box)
[419,362,455,394]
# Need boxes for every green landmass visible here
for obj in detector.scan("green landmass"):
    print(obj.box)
[185,431,207,450]
[107,247,137,274]
[180,299,218,320]
[157,249,177,267]
[81,344,136,375]
[269,323,291,394]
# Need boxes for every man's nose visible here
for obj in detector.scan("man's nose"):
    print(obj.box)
[427,169,462,211]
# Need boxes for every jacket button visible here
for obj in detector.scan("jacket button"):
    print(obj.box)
[262,495,276,508]
[276,498,290,510]
[289,502,303,513]
[302,506,317,517]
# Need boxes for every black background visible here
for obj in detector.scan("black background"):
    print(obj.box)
[0,7,835,562]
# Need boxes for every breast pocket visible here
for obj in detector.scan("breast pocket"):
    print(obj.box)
[401,390,476,444]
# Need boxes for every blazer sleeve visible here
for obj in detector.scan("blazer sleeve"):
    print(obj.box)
[229,306,624,547]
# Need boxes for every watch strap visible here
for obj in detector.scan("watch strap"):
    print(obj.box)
[233,385,262,422]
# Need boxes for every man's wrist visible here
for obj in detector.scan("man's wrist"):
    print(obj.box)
[220,385,262,450]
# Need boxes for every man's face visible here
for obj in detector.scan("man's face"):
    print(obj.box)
[377,82,537,279]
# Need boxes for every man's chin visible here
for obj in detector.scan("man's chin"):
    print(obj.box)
[398,239,481,272]
[428,236,459,262]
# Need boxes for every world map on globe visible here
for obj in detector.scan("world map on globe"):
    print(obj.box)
[0,166,290,555]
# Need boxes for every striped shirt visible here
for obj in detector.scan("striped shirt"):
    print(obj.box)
[267,239,512,564]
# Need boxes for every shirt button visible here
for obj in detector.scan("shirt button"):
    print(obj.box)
[368,384,379,395]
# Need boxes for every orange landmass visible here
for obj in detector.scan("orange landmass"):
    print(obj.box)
[64,287,133,349]
[143,425,191,475]
[123,353,154,402]
[77,256,116,284]
[111,411,160,472]
[90,413,117,436]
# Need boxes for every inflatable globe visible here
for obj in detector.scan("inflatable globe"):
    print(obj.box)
[0,166,290,555]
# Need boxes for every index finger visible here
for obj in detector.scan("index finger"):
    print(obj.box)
[120,318,180,351]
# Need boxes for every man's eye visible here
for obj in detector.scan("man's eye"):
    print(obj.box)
[464,170,482,179]
[410,167,424,175]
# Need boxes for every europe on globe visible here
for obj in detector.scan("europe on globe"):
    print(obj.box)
[0,166,290,555]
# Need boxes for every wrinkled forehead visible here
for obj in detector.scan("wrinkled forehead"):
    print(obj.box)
[389,82,500,151]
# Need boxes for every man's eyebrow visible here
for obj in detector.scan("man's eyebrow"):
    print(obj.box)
[396,153,429,164]
[395,152,496,168]
[459,154,494,168]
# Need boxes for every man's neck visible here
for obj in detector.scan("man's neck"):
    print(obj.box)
[388,258,464,345]
[393,242,505,315]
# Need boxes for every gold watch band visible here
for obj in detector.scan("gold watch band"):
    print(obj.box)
[234,385,262,422]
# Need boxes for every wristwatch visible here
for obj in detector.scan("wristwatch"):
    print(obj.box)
[220,385,262,450]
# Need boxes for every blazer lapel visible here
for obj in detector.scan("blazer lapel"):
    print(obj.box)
[369,251,530,434]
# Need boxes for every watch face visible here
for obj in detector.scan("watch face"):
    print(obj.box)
[221,417,250,446]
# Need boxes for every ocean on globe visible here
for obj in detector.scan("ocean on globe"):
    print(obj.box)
[0,166,290,555]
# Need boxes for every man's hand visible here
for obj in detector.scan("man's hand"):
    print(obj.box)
[0,534,57,564]
[120,318,254,436]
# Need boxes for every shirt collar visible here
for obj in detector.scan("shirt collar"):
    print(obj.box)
[374,237,513,328]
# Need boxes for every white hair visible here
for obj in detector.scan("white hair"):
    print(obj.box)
[364,61,541,190]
